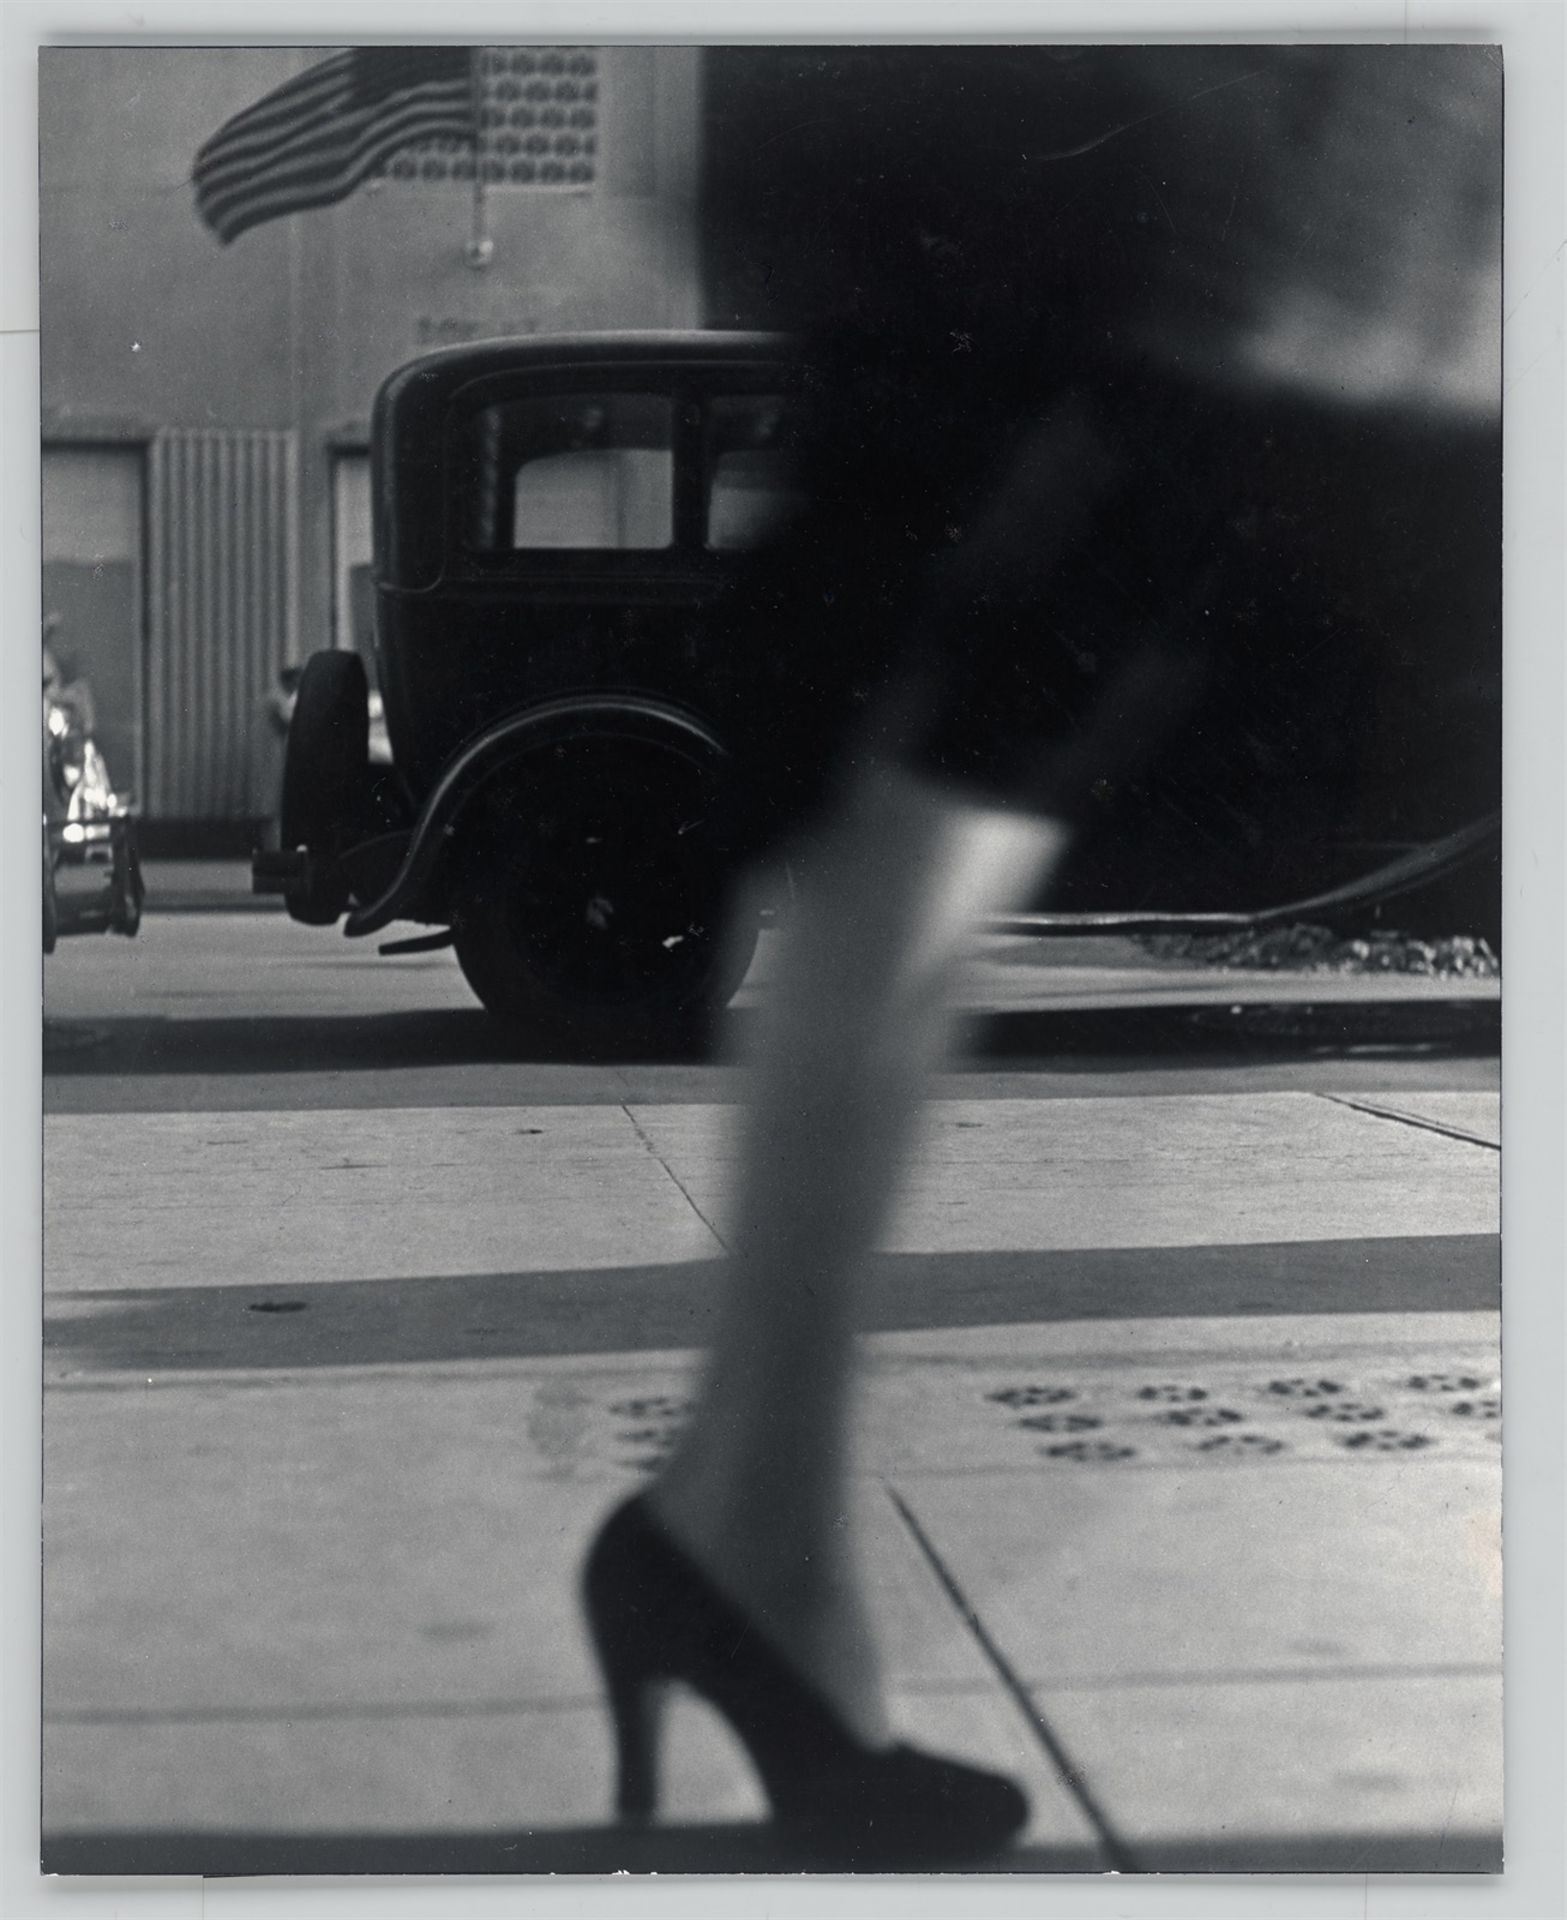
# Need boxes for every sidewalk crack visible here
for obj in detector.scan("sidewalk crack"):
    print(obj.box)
[621,1105,730,1252]
[1315,1092,1499,1152]
[884,1482,1140,1871]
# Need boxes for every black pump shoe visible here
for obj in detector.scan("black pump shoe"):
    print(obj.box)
[581,1494,1030,1866]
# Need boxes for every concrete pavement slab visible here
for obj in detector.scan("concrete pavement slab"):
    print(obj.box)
[45,1696,757,1838]
[42,1237,1500,1376]
[43,1051,1504,1120]
[889,1460,1500,1685]
[44,1308,1499,1859]
[44,1680,1101,1871]
[46,1685,1098,1855]
[1317,1090,1501,1148]
[875,1311,1502,1868]
[45,1105,723,1288]
[43,1367,1096,1849]
[861,1323,1503,1479]
[44,1402,1000,1714]
[39,1036,1504,1870]
[630,1093,1500,1249]
[45,1094,1499,1299]
[1031,1673,1501,1870]
[44,1306,1505,1470]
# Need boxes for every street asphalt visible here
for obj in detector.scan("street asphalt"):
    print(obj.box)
[39,877,1502,1875]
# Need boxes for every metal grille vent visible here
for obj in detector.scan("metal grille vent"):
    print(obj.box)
[987,1385,1076,1408]
[1156,1405,1245,1428]
[985,1358,1499,1469]
[146,429,298,819]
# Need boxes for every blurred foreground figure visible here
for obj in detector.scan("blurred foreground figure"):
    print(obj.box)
[582,47,1500,1864]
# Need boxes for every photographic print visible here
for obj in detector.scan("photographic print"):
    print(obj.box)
[39,40,1503,1876]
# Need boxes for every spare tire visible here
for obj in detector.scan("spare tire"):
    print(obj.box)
[279,650,370,925]
[450,713,756,1053]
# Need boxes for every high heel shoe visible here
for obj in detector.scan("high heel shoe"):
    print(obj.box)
[581,1493,1030,1865]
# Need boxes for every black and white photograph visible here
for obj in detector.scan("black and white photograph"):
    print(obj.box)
[31,24,1527,1889]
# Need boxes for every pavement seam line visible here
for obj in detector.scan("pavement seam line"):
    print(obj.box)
[45,1675,1031,1729]
[882,1481,1139,1872]
[1313,1092,1500,1152]
[44,1662,1503,1728]
[619,1105,731,1251]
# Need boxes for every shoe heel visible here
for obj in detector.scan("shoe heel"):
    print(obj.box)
[605,1665,666,1823]
[580,1496,1029,1861]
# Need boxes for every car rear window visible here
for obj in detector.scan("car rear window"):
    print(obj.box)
[706,394,808,550]
[464,392,675,551]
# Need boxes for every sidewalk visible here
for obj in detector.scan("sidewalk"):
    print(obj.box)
[41,1087,1502,1874]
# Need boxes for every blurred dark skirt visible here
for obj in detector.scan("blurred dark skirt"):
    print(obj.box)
[717,329,1499,878]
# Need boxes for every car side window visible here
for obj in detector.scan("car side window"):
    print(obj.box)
[706,395,808,551]
[465,393,675,551]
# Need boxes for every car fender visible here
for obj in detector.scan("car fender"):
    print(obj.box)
[343,692,732,938]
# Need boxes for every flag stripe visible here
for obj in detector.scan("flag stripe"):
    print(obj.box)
[352,46,470,104]
[199,94,473,233]
[203,101,476,239]
[200,89,471,220]
[192,48,475,245]
[194,78,359,195]
[208,117,474,242]
[196,70,463,194]
[195,77,453,204]
[193,53,355,160]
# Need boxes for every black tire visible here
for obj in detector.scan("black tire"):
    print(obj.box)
[117,841,144,938]
[451,727,756,1054]
[43,824,59,955]
[279,650,369,925]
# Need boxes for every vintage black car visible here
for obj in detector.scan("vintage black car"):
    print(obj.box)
[255,332,805,1045]
[43,672,142,953]
[255,328,1501,1047]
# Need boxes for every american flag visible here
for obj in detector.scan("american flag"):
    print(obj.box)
[194,47,475,245]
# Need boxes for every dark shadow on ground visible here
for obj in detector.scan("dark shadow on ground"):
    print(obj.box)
[42,999,1499,1079]
[46,1236,1500,1374]
[41,1823,1500,1876]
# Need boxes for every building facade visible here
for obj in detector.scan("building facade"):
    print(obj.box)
[40,46,703,830]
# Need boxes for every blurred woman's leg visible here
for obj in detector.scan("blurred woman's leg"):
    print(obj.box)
[649,763,1071,1742]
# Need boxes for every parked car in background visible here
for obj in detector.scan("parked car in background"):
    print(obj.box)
[256,331,802,1049]
[43,659,142,952]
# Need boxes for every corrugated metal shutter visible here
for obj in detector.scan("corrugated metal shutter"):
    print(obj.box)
[146,428,298,818]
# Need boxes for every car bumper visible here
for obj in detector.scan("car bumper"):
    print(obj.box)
[46,813,143,944]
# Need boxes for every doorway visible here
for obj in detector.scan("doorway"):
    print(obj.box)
[42,444,145,802]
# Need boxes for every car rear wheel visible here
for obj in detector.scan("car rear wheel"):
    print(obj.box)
[279,650,371,925]
[451,730,756,1053]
